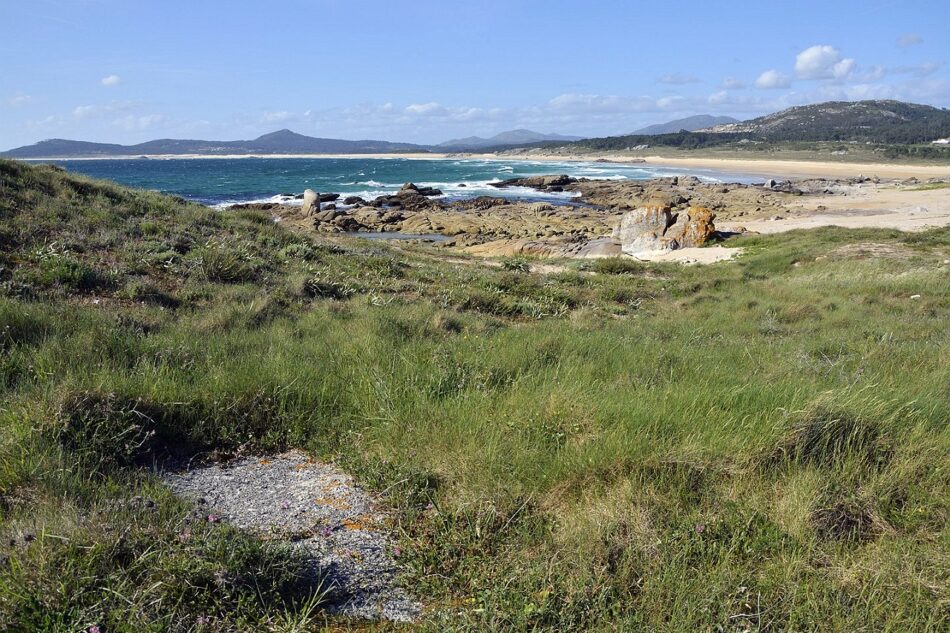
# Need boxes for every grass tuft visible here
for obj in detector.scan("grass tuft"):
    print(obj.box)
[767,398,893,470]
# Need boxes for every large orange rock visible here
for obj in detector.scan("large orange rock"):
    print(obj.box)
[616,205,716,258]
[671,206,716,247]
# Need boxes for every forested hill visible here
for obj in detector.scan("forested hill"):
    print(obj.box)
[560,100,950,152]
[700,100,950,143]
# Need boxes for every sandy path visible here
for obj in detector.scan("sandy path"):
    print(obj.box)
[164,451,420,623]
[645,246,743,264]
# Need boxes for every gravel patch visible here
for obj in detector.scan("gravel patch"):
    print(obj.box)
[162,450,420,623]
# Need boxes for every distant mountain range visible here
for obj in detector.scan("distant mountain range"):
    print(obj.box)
[438,129,584,149]
[4,101,949,158]
[631,115,739,135]
[1,127,583,158]
[1,129,427,159]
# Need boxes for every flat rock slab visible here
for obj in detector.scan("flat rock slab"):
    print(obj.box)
[163,450,420,623]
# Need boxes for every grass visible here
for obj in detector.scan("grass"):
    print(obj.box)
[908,181,950,191]
[1,159,949,631]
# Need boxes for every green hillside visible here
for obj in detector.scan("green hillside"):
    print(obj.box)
[1,159,948,631]
[705,100,950,143]
[558,100,950,158]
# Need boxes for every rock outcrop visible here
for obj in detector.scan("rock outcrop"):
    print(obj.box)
[490,175,577,191]
[671,206,717,247]
[399,182,443,197]
[617,205,678,257]
[302,189,320,216]
[465,237,621,259]
[617,205,716,258]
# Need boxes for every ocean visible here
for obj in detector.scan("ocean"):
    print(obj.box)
[37,157,757,207]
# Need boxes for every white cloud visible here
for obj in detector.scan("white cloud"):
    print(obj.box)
[721,77,746,90]
[897,33,923,48]
[656,96,684,109]
[858,65,888,82]
[755,70,791,89]
[890,62,941,77]
[831,58,855,79]
[100,74,122,87]
[112,114,167,132]
[6,93,32,106]
[26,114,66,130]
[848,61,940,84]
[657,74,700,85]
[707,91,729,105]
[549,93,622,111]
[73,105,101,119]
[405,102,444,115]
[547,93,657,114]
[73,101,141,119]
[260,110,295,124]
[794,45,855,80]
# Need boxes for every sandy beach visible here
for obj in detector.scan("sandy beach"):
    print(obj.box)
[622,155,949,180]
[723,183,950,234]
[483,152,950,180]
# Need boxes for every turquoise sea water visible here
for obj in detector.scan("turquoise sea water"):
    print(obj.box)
[40,157,757,207]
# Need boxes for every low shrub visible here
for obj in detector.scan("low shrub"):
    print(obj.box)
[195,247,257,283]
[584,258,645,275]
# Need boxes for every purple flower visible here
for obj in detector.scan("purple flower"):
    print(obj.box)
[695,523,706,534]
[281,500,291,510]
[321,526,333,537]
[207,514,220,523]
[393,546,402,557]
[88,626,101,633]
[426,502,435,511]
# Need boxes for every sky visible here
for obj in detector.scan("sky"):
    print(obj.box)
[1,0,949,148]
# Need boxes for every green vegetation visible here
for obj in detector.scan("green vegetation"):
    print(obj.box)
[518,101,950,163]
[1,159,949,631]
[909,181,950,191]
[561,100,950,150]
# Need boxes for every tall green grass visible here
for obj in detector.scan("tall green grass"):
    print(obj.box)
[1,159,948,630]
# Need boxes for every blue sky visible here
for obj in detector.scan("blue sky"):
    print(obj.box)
[1,0,948,148]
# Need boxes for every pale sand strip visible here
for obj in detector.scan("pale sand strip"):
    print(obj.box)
[635,156,950,180]
[727,209,950,235]
[486,153,950,180]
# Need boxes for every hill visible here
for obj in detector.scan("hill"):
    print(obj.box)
[699,100,950,143]
[3,128,588,158]
[632,114,738,135]
[438,129,584,149]
[556,100,950,155]
[1,129,428,158]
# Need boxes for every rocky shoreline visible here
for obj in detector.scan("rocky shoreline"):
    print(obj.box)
[230,174,950,261]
